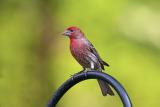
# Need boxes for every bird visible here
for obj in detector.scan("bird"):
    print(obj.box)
[62,26,114,96]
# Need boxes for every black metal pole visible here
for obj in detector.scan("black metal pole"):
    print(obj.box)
[48,71,132,107]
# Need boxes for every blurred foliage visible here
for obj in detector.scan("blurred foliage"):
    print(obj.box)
[0,0,160,107]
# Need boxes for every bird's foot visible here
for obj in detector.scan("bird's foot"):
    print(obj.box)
[70,74,75,80]
[70,70,84,77]
[83,70,88,78]
[70,71,83,80]
[70,69,88,80]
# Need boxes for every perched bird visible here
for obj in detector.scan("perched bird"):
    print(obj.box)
[62,26,114,96]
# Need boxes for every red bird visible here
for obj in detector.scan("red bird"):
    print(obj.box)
[62,26,114,96]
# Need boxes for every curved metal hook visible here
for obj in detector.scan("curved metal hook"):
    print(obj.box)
[48,71,132,107]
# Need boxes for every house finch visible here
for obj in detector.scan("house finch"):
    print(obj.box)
[62,26,114,96]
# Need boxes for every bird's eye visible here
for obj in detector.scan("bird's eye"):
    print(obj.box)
[70,30,74,32]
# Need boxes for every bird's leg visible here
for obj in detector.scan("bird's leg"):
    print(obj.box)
[79,62,95,78]
[70,67,86,80]
[76,67,86,74]
[83,68,90,78]
[71,66,92,79]
[73,67,85,75]
[71,68,88,78]
[82,62,95,77]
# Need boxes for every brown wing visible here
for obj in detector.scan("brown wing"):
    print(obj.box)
[87,41,109,70]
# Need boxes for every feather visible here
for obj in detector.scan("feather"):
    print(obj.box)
[87,41,109,69]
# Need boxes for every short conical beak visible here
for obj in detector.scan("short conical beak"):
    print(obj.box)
[61,31,66,35]
[61,30,71,36]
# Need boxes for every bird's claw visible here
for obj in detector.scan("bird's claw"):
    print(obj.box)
[70,72,82,80]
[70,74,75,80]
[70,70,87,80]
[84,71,88,78]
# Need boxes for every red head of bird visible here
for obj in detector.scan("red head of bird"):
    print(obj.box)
[62,26,84,39]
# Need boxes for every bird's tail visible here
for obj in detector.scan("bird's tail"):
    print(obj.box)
[97,79,114,96]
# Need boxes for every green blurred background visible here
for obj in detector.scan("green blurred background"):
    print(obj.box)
[0,0,160,107]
